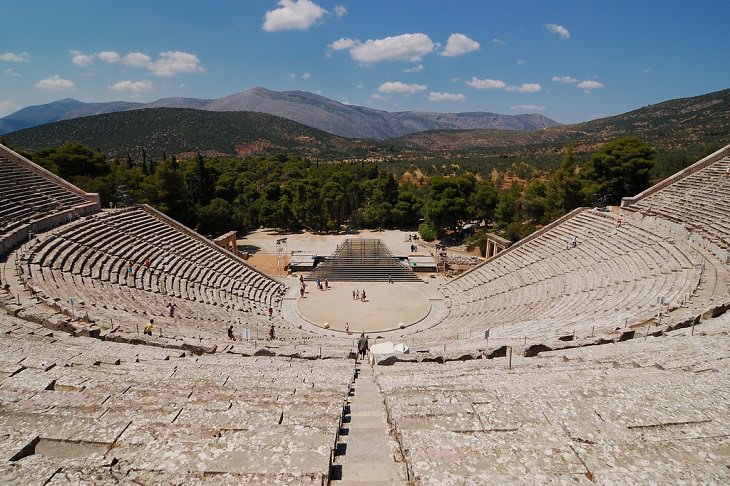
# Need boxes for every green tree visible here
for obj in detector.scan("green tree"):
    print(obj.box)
[185,152,213,206]
[546,146,585,217]
[580,137,655,204]
[32,143,108,181]
[423,175,475,235]
[470,180,498,223]
[197,198,236,236]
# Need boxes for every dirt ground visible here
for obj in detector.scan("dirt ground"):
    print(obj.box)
[242,253,291,277]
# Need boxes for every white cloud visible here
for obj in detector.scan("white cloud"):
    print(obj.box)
[147,51,204,76]
[301,72,311,79]
[377,81,427,94]
[329,38,357,51]
[263,0,327,31]
[468,77,540,93]
[70,50,95,67]
[516,59,526,65]
[35,74,75,91]
[511,104,545,112]
[122,52,152,67]
[0,100,18,116]
[334,5,347,17]
[371,93,386,101]
[441,33,480,57]
[0,52,30,62]
[577,80,605,91]
[4,68,21,77]
[350,33,434,63]
[428,92,465,102]
[109,80,153,92]
[402,63,424,73]
[505,83,541,93]
[492,38,506,47]
[97,51,120,63]
[546,23,570,39]
[552,75,578,83]
[65,49,202,77]
[466,77,506,89]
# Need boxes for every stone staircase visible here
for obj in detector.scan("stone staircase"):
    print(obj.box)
[331,357,408,485]
[308,239,421,282]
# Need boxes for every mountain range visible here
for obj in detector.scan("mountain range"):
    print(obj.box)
[0,86,559,140]
[3,88,728,160]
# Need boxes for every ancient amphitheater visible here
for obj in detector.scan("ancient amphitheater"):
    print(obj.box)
[1,142,729,484]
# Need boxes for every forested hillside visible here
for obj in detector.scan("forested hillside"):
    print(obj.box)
[14,137,700,254]
[3,108,380,159]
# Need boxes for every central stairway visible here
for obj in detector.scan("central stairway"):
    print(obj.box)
[308,239,422,282]
[331,360,408,484]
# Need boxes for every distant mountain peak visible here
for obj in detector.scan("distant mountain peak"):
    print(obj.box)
[1,86,561,139]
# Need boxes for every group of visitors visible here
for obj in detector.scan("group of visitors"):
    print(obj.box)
[351,289,366,301]
[127,257,153,277]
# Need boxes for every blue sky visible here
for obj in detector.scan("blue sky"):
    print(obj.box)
[1,0,729,124]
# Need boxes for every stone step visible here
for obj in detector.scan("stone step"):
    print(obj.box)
[332,363,407,485]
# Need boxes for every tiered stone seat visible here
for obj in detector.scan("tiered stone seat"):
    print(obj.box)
[624,149,730,261]
[0,145,100,257]
[375,313,730,484]
[432,209,723,343]
[20,205,297,342]
[0,312,353,484]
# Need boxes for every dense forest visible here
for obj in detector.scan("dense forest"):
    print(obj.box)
[15,138,718,254]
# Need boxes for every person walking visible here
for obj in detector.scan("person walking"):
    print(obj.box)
[357,332,368,360]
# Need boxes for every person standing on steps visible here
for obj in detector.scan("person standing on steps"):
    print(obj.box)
[357,332,368,360]
[144,319,154,336]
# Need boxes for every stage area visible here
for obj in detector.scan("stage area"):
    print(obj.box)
[296,281,431,333]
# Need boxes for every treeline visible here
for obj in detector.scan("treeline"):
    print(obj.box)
[17,137,710,248]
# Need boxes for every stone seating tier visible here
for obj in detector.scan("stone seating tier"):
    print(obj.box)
[430,209,723,342]
[0,150,100,257]
[0,311,354,483]
[628,154,730,257]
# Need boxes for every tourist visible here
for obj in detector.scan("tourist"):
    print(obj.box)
[143,319,154,336]
[388,273,393,284]
[355,289,360,300]
[268,306,273,318]
[227,325,235,341]
[324,278,329,289]
[357,332,368,360]
[345,322,350,334]
[361,289,366,302]
[571,236,578,248]
[167,302,176,317]
[268,324,276,340]
[145,258,150,269]
[352,289,356,300]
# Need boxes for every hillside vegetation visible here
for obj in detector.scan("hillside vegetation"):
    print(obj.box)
[3,108,380,159]
[393,88,730,155]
